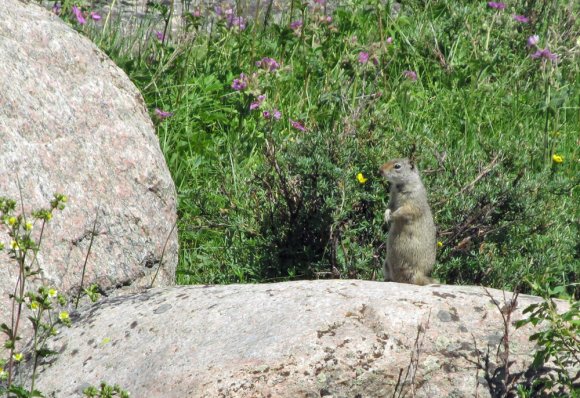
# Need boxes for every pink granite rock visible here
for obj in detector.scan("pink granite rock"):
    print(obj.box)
[26,281,575,397]
[0,0,178,336]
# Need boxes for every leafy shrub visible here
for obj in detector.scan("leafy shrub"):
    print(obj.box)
[516,285,579,396]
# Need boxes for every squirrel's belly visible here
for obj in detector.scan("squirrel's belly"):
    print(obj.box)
[387,225,436,264]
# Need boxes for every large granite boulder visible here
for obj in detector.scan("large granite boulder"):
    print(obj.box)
[0,0,178,328]
[26,280,574,397]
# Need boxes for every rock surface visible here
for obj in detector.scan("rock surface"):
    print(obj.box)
[0,0,178,328]
[27,280,571,397]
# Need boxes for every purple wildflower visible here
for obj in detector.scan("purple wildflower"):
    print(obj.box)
[314,0,325,4]
[250,95,266,110]
[263,109,282,120]
[527,35,539,47]
[192,8,202,17]
[531,48,557,61]
[487,2,506,10]
[90,12,102,21]
[52,2,61,15]
[289,119,307,132]
[227,15,246,30]
[386,37,393,44]
[155,108,174,119]
[156,31,164,41]
[256,57,280,72]
[358,52,370,64]
[231,79,246,91]
[231,73,248,91]
[72,5,86,25]
[403,70,417,81]
[512,15,529,23]
[290,20,303,30]
[220,8,245,30]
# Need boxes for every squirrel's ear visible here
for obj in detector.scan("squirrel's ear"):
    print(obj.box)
[408,143,417,168]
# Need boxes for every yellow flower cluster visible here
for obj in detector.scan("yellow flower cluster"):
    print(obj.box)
[552,154,564,164]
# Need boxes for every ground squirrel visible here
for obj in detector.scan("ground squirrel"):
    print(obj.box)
[379,158,436,285]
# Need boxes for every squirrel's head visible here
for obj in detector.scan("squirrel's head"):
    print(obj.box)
[379,158,420,184]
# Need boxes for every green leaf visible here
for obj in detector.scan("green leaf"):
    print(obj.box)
[1,323,13,336]
[514,319,527,328]
[531,351,547,368]
[8,384,35,398]
[36,348,59,358]
[522,303,538,314]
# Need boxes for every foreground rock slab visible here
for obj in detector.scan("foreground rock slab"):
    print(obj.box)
[0,0,178,327]
[28,280,568,397]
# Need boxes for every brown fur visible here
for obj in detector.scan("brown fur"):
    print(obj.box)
[379,158,436,285]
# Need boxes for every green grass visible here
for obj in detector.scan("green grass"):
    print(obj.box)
[76,0,578,296]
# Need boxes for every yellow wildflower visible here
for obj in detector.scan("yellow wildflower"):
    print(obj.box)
[48,288,58,298]
[12,353,23,362]
[356,172,368,184]
[8,216,17,226]
[25,222,33,231]
[552,154,564,164]
[10,240,19,250]
[437,241,443,248]
[59,311,70,322]
[30,301,39,310]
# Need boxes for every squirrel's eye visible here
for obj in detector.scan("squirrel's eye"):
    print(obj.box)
[394,163,402,170]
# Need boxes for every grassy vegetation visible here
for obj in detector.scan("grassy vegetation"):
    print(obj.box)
[71,0,577,296]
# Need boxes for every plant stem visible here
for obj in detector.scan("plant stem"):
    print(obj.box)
[150,220,177,288]
[75,209,100,309]
[484,13,496,52]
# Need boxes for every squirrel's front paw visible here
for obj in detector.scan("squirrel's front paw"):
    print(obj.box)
[384,209,391,224]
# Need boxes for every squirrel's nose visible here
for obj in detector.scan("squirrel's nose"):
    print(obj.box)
[379,164,389,176]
